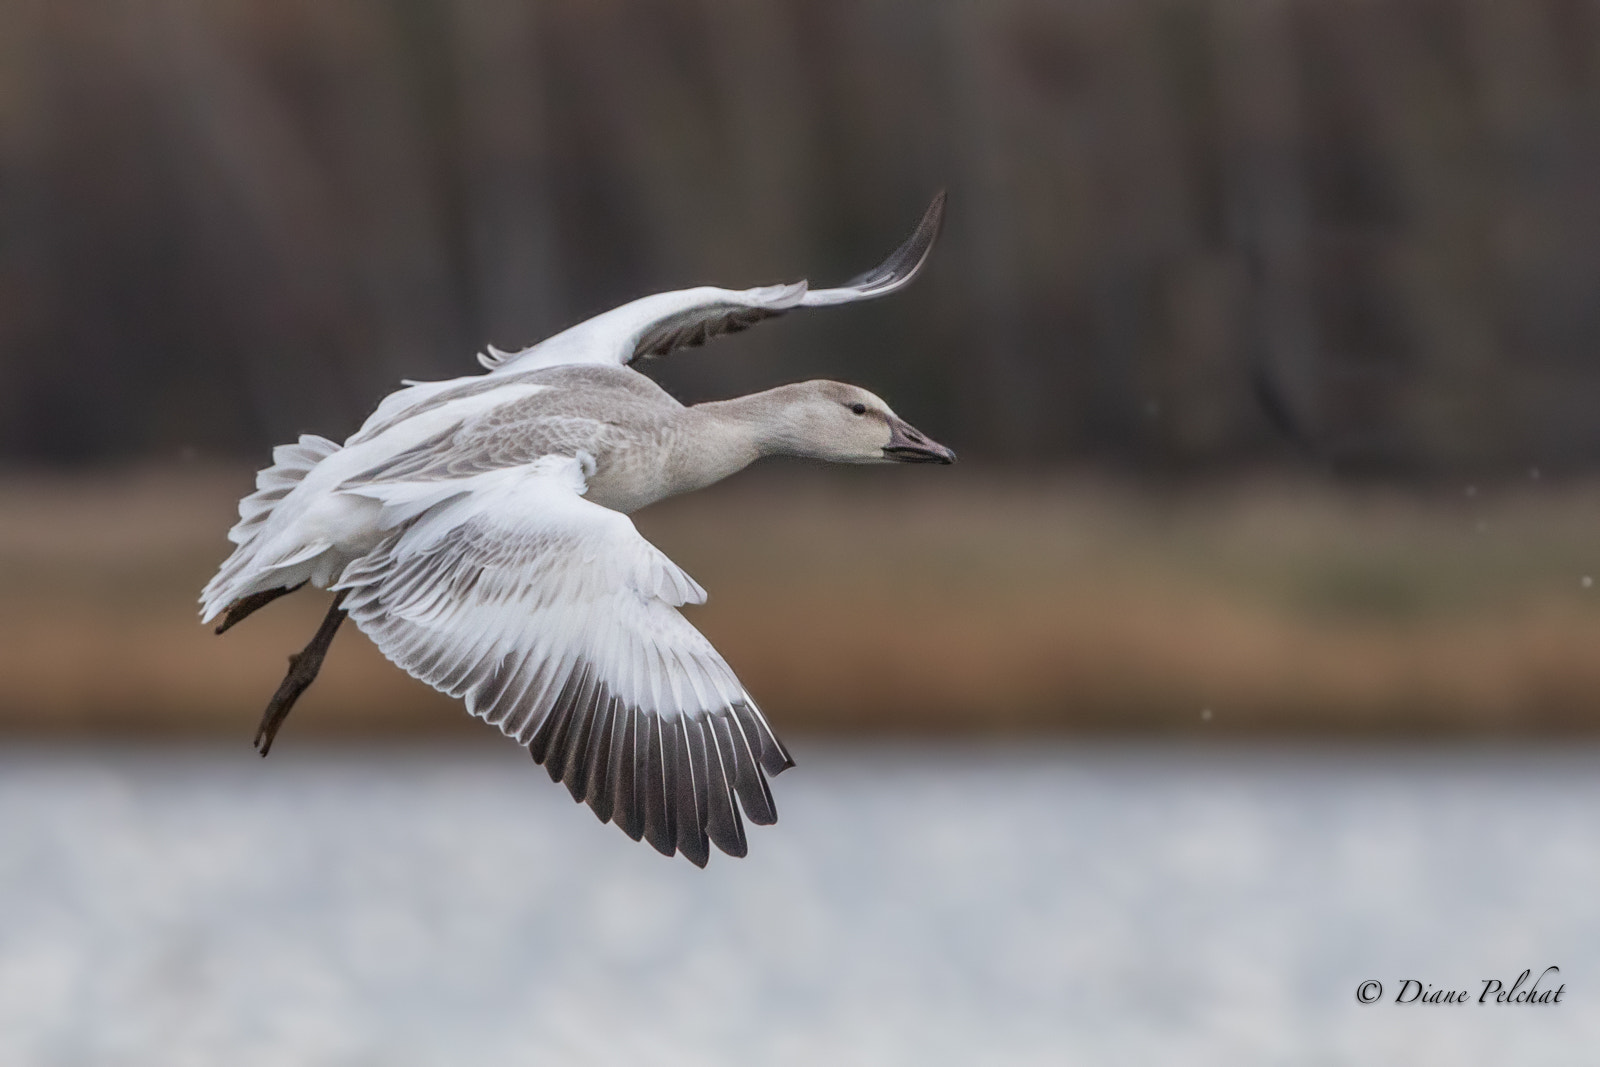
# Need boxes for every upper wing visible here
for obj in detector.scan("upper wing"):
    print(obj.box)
[481,191,945,374]
[334,458,792,866]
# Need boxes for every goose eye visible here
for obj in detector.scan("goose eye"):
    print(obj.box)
[850,403,867,415]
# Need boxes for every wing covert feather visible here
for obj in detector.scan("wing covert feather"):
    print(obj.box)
[333,462,790,864]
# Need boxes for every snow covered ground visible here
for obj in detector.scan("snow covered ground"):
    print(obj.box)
[2,740,1596,1065]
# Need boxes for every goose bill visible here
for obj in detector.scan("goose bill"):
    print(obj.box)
[883,417,956,464]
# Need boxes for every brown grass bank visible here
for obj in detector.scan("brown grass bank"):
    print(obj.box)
[2,464,1598,741]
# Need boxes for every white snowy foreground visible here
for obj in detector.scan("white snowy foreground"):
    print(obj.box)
[1,740,1596,1065]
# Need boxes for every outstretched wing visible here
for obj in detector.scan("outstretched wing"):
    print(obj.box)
[482,191,945,373]
[334,458,792,866]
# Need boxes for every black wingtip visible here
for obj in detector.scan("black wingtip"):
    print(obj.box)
[841,190,946,292]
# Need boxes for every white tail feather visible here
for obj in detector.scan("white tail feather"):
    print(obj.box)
[200,434,341,621]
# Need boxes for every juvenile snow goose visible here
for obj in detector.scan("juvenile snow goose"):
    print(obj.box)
[201,193,953,865]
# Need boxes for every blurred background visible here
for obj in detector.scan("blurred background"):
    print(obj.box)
[3,0,1600,1063]
[14,0,1600,474]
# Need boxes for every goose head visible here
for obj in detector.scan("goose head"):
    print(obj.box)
[764,380,956,465]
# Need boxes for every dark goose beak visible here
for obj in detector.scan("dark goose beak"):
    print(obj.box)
[883,417,956,464]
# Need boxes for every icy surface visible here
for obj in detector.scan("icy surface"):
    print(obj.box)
[1,741,1597,1065]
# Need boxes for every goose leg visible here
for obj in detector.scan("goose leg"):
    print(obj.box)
[254,592,348,756]
[215,581,307,634]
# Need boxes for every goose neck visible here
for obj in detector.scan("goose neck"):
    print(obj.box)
[692,385,811,460]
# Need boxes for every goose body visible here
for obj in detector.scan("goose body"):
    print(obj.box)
[201,194,952,866]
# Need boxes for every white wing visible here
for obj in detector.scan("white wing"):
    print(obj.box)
[483,192,945,374]
[334,458,791,866]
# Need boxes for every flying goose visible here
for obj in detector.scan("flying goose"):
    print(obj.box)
[200,193,953,866]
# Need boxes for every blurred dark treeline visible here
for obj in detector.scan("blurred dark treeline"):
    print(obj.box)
[5,0,1600,474]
